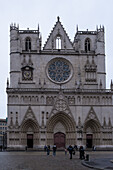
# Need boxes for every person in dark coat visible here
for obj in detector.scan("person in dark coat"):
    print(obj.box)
[68,145,74,159]
[52,144,57,156]
[79,146,85,159]
[44,145,47,151]
[74,145,78,151]
[46,145,50,155]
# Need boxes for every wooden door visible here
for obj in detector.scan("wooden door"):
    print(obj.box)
[54,132,65,148]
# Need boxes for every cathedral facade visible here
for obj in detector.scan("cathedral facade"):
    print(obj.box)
[7,17,113,150]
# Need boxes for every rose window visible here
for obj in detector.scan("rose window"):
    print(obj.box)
[47,59,72,83]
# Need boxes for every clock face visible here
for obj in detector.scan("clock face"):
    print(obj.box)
[23,70,32,80]
[47,58,73,84]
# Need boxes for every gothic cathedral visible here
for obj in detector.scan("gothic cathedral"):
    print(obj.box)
[7,17,113,150]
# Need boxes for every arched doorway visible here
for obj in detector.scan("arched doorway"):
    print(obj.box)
[21,119,39,148]
[83,120,101,148]
[20,106,39,148]
[86,134,93,148]
[27,134,33,148]
[46,112,76,147]
[54,132,65,148]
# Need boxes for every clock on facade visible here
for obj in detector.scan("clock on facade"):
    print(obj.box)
[23,70,32,79]
[47,58,73,84]
[22,66,33,81]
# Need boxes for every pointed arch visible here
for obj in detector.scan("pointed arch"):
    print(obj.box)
[56,35,62,49]
[83,107,101,147]
[21,119,39,132]
[46,112,76,147]
[21,106,39,131]
[25,37,31,51]
[20,106,39,147]
[85,38,91,52]
[84,119,101,133]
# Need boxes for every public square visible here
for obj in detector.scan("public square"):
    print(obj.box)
[1,151,113,170]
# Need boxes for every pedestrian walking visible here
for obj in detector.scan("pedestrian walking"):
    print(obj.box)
[46,145,50,155]
[79,146,85,159]
[52,144,57,156]
[67,145,74,159]
[74,144,78,151]
[64,147,67,155]
[44,145,47,151]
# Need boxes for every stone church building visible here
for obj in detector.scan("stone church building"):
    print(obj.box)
[6,17,113,150]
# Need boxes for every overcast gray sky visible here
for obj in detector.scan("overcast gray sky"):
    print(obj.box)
[0,0,113,118]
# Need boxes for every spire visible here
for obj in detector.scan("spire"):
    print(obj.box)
[39,33,42,50]
[7,78,9,88]
[76,25,78,32]
[39,33,42,41]
[57,16,60,22]
[15,116,19,128]
[38,23,40,32]
[108,117,112,127]
[102,25,104,32]
[103,117,106,127]
[110,80,113,90]
[37,23,40,37]
[96,25,98,31]
[22,55,26,66]
[100,80,102,89]
[17,24,19,29]
[28,54,33,66]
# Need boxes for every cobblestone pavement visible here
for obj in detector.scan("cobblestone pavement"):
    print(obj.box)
[0,151,113,170]
[0,151,91,170]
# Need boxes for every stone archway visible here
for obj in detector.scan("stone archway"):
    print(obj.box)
[20,106,39,148]
[21,119,39,148]
[83,119,101,147]
[46,112,76,147]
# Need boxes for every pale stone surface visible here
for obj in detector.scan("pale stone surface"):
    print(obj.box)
[7,18,113,150]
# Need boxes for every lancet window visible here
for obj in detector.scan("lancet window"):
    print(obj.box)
[56,36,61,49]
[85,38,90,52]
[25,37,31,51]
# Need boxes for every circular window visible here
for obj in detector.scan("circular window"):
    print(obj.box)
[47,58,73,84]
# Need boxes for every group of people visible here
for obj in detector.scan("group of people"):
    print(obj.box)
[66,145,85,159]
[44,144,85,160]
[44,144,57,156]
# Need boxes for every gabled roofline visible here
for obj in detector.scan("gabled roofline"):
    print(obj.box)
[43,16,73,49]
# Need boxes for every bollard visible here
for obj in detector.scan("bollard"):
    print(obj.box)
[86,154,89,161]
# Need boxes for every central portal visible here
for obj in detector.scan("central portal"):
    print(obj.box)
[27,134,33,148]
[54,132,65,148]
